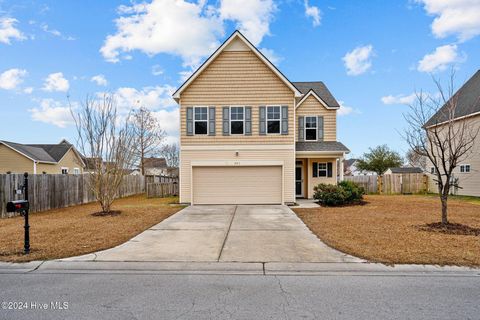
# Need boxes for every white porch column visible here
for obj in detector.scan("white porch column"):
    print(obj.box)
[339,155,344,182]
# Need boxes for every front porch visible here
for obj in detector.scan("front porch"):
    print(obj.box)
[295,141,349,199]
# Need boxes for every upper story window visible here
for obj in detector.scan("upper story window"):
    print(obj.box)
[61,167,69,174]
[194,107,208,135]
[430,167,436,174]
[230,107,244,135]
[267,106,281,134]
[305,116,317,141]
[73,168,80,175]
[460,164,471,173]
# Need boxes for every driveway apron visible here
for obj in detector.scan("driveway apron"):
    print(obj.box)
[94,205,357,263]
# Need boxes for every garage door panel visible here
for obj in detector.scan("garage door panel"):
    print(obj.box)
[193,166,282,204]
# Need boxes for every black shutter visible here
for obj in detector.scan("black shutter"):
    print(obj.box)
[313,162,318,177]
[327,162,333,178]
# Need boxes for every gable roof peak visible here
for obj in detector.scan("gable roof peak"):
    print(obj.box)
[172,30,301,101]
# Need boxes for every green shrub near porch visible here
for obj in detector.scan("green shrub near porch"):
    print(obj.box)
[313,181,365,206]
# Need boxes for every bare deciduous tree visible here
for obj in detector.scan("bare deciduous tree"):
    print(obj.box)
[131,107,166,176]
[72,94,136,214]
[405,147,427,171]
[403,72,479,225]
[161,143,179,168]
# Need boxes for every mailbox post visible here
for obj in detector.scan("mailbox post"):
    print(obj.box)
[23,172,30,254]
[6,172,30,254]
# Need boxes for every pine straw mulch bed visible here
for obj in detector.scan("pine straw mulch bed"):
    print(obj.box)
[293,195,480,267]
[0,195,184,262]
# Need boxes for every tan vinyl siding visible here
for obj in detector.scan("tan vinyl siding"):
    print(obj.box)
[180,148,295,204]
[192,166,282,204]
[180,50,295,145]
[305,157,337,198]
[296,95,337,141]
[427,115,480,197]
[0,144,34,173]
[57,149,84,173]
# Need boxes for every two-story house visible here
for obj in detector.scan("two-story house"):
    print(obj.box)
[173,31,349,205]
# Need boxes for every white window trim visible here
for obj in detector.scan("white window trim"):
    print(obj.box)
[229,106,245,135]
[73,167,80,174]
[193,106,209,135]
[61,167,69,174]
[266,105,282,135]
[460,164,471,173]
[318,162,327,177]
[304,115,318,141]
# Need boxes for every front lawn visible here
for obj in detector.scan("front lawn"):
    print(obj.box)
[0,195,184,262]
[293,195,480,266]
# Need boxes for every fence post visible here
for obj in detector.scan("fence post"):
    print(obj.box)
[377,175,383,194]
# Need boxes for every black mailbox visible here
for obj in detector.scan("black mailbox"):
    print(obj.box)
[6,200,29,213]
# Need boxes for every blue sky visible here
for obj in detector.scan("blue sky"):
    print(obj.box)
[1,0,479,158]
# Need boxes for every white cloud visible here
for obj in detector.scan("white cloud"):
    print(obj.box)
[0,17,26,44]
[151,65,164,76]
[337,100,357,116]
[111,85,177,112]
[29,99,74,128]
[43,72,70,92]
[153,108,179,143]
[100,0,223,68]
[23,87,34,94]
[417,0,480,42]
[417,44,462,73]
[260,47,282,65]
[218,0,276,46]
[381,93,417,105]
[0,68,27,90]
[178,70,193,82]
[91,74,108,86]
[39,23,75,40]
[101,0,277,67]
[342,45,374,76]
[304,0,321,27]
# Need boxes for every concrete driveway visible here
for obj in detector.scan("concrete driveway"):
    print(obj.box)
[92,205,358,263]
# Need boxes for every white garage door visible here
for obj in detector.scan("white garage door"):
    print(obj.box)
[192,166,282,204]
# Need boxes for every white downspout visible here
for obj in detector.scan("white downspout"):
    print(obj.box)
[33,161,37,174]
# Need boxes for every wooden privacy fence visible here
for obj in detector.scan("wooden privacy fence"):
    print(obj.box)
[146,182,179,198]
[344,173,429,195]
[0,174,145,218]
[343,175,378,194]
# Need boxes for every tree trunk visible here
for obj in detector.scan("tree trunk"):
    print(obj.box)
[440,194,448,225]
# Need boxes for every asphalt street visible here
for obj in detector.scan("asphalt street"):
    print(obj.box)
[0,272,479,320]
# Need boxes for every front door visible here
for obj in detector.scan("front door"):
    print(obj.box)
[295,166,303,197]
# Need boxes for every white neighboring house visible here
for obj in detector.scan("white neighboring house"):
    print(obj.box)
[143,157,168,176]
[383,167,423,175]
[344,159,376,176]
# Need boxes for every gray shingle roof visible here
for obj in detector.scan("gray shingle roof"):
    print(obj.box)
[387,167,423,174]
[292,81,340,108]
[0,140,73,163]
[26,142,72,162]
[425,70,480,126]
[296,141,350,153]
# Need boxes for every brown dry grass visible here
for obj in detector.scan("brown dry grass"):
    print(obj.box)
[0,195,184,262]
[293,195,480,266]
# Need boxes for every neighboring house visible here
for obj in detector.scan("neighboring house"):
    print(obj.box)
[173,30,349,205]
[383,167,423,175]
[143,157,168,176]
[344,158,376,176]
[0,139,85,174]
[425,70,480,197]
